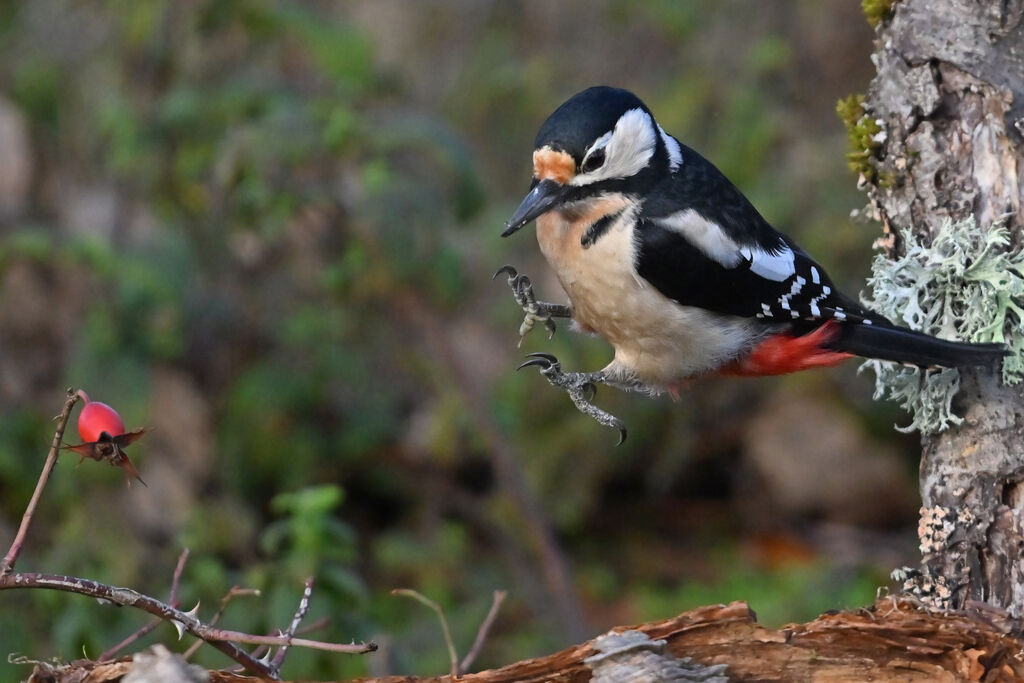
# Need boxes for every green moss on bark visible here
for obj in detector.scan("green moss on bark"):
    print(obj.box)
[836,94,890,186]
[862,0,900,28]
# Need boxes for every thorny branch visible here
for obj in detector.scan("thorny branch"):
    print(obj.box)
[0,571,278,677]
[0,389,377,679]
[182,584,261,659]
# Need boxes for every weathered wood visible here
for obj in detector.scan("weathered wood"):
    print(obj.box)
[863,0,1024,613]
[28,598,1024,682]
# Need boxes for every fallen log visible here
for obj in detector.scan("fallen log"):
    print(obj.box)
[27,597,1024,682]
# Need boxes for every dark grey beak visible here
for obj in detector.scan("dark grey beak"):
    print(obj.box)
[502,179,572,237]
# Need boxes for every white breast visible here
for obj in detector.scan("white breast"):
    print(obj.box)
[536,197,766,388]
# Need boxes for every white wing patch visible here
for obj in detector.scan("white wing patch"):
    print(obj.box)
[655,209,743,268]
[571,108,656,186]
[658,124,682,172]
[739,244,796,282]
[655,210,798,285]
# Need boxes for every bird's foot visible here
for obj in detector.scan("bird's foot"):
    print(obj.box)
[494,265,572,346]
[518,352,627,444]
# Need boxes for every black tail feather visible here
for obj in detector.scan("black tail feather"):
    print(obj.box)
[828,322,1008,368]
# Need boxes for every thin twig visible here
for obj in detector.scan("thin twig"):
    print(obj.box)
[249,616,330,660]
[168,548,190,604]
[269,577,314,675]
[1,388,80,575]
[182,585,261,659]
[0,571,276,677]
[196,629,375,654]
[99,548,192,661]
[459,590,507,674]
[393,588,459,677]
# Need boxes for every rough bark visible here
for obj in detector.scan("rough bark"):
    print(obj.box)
[26,599,1024,682]
[863,0,1024,612]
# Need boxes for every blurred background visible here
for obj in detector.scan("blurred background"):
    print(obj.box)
[0,1,923,679]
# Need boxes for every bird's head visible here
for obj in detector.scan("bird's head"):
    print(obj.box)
[503,86,678,237]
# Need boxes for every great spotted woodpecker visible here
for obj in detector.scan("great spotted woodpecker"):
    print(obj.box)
[498,86,1006,441]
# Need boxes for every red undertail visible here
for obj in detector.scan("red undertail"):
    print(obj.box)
[718,321,853,377]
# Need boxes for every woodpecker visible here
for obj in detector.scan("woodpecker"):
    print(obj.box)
[498,86,1007,441]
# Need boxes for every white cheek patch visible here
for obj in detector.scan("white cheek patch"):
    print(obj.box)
[655,209,742,268]
[658,124,682,172]
[739,245,796,282]
[571,108,656,185]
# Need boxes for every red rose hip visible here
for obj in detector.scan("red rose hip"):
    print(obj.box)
[78,398,127,443]
[66,390,147,486]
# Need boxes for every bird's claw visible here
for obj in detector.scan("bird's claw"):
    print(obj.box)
[498,267,623,441]
[493,264,518,281]
[517,351,559,371]
[494,265,561,344]
[517,352,627,444]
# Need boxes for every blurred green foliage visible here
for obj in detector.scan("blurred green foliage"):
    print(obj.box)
[0,1,913,680]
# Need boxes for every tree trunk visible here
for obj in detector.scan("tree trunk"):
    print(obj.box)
[863,0,1024,612]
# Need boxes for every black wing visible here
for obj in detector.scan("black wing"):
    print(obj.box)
[635,143,881,326]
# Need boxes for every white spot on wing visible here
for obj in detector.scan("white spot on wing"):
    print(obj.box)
[571,108,656,186]
[739,244,796,282]
[655,209,742,268]
[810,266,820,284]
[808,292,829,319]
[777,275,804,313]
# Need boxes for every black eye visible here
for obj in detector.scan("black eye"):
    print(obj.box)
[581,148,606,173]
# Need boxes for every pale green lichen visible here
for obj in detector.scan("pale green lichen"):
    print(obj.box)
[860,216,1024,433]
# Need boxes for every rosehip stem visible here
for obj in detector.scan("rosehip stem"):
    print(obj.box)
[1,388,80,575]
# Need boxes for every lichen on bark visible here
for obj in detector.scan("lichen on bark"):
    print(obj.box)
[861,217,1024,433]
